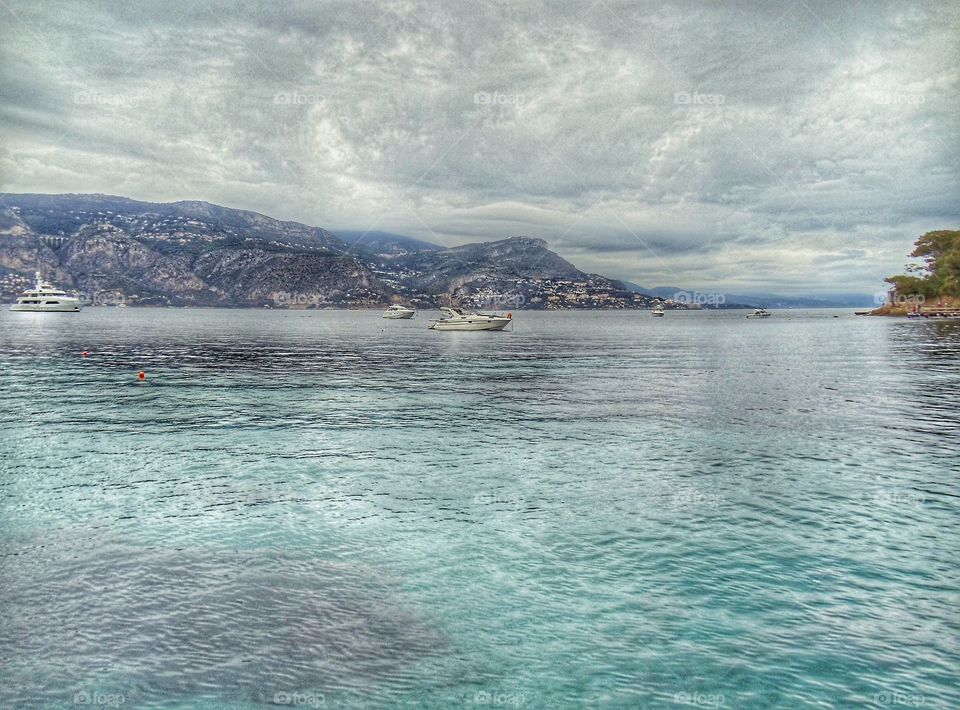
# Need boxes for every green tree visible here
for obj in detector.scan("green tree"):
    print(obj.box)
[886,229,960,298]
[885,274,939,299]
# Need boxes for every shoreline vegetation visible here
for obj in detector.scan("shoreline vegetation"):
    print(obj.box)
[871,230,960,316]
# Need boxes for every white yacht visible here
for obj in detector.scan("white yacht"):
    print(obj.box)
[747,308,772,318]
[9,272,82,312]
[428,307,512,331]
[382,304,416,319]
[652,303,665,317]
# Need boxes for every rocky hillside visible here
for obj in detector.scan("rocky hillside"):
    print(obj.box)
[335,230,443,256]
[0,193,655,309]
[0,194,388,306]
[394,237,580,291]
[384,236,639,308]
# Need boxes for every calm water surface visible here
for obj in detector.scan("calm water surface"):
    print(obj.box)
[1,308,958,709]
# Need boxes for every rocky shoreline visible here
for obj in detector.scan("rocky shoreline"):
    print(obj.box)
[867,295,960,316]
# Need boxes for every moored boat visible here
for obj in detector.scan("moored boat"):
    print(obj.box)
[9,272,82,312]
[428,307,511,331]
[383,304,416,319]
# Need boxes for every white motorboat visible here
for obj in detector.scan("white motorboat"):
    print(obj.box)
[382,304,416,319]
[747,308,772,318]
[428,307,512,331]
[652,303,665,317]
[9,272,82,312]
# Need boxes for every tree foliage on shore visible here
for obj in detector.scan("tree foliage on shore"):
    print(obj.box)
[885,230,960,298]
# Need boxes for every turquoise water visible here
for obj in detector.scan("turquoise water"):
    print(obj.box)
[1,308,958,709]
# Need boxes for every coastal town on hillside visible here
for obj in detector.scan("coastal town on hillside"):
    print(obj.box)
[0,270,696,310]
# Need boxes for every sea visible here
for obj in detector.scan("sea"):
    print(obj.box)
[1,308,958,709]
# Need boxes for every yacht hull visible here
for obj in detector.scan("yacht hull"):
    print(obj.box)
[383,311,415,319]
[10,303,81,312]
[429,318,510,331]
[428,306,511,331]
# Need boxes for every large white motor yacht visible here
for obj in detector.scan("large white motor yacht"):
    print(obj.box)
[9,272,82,312]
[428,307,512,331]
[382,304,416,319]
[652,303,665,317]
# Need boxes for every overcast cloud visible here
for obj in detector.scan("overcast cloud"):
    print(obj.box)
[1,0,958,294]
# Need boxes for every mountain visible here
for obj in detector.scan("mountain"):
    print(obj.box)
[0,194,387,306]
[383,236,653,309]
[0,194,657,309]
[393,237,582,293]
[5,193,348,252]
[735,292,876,308]
[621,282,874,309]
[620,282,754,309]
[334,230,442,256]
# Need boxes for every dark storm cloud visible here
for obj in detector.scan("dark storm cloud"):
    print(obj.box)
[0,0,957,294]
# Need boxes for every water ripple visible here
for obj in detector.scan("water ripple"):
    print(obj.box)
[1,309,959,708]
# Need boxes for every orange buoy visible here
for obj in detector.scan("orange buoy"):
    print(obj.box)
[138,371,146,380]
[82,351,90,357]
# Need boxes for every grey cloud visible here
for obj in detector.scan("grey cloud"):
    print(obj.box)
[0,0,958,294]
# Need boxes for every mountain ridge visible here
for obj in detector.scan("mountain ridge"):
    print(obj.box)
[621,282,875,309]
[0,193,655,309]
[334,230,443,255]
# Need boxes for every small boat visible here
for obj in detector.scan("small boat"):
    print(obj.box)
[382,304,416,319]
[652,303,665,317]
[9,272,82,312]
[747,308,771,318]
[428,307,511,331]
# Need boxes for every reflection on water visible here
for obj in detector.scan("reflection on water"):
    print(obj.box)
[1,309,958,708]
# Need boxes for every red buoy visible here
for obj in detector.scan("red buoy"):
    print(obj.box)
[82,351,90,357]
[138,371,146,380]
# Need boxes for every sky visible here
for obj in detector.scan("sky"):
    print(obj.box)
[1,0,958,295]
